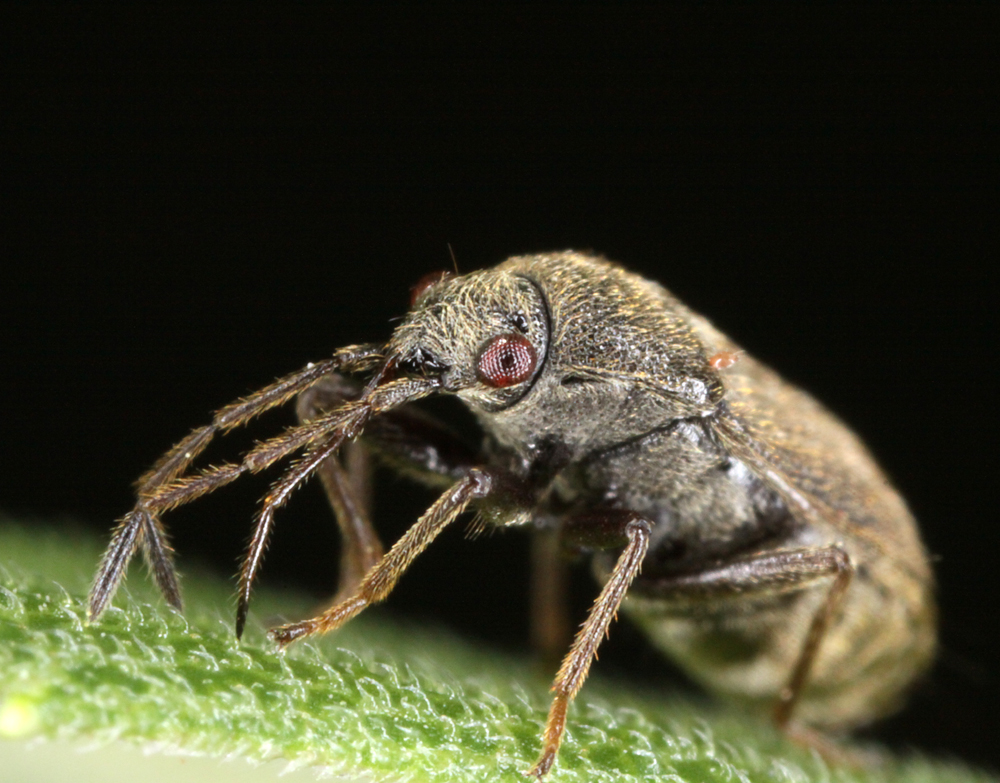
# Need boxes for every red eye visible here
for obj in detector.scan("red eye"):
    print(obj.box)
[476,334,537,388]
[409,270,453,305]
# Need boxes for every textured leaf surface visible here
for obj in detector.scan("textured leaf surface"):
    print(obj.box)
[0,521,993,783]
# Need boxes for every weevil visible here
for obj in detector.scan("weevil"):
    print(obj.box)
[89,251,936,776]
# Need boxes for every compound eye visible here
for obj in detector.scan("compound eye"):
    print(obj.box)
[409,270,453,305]
[476,333,537,388]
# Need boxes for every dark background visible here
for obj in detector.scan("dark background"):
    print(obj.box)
[2,4,997,771]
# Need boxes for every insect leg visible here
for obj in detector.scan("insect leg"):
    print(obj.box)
[235,377,441,637]
[316,447,382,598]
[268,466,513,647]
[358,398,481,487]
[88,344,383,621]
[295,372,482,604]
[138,511,182,609]
[297,380,383,603]
[306,371,566,665]
[772,548,853,727]
[633,545,853,728]
[528,510,652,778]
[529,524,571,671]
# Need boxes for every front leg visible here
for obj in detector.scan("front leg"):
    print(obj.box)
[268,466,527,646]
[297,380,381,604]
[295,375,573,669]
[295,374,481,600]
[90,345,383,622]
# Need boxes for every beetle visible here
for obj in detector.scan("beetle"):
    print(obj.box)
[89,251,936,777]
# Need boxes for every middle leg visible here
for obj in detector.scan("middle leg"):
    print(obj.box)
[528,509,652,778]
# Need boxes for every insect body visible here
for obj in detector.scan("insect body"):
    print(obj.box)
[90,252,935,777]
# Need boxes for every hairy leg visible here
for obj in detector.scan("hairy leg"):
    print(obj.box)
[297,381,383,602]
[297,373,483,586]
[631,545,854,727]
[89,344,383,620]
[528,509,652,778]
[233,376,441,635]
[268,466,521,646]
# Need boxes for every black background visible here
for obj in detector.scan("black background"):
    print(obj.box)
[2,4,997,771]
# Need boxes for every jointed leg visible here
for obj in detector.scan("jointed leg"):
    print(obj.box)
[631,545,854,729]
[140,371,443,518]
[136,393,385,515]
[139,511,182,607]
[527,519,851,777]
[297,381,383,601]
[233,377,442,635]
[295,372,480,596]
[235,433,353,637]
[772,548,853,726]
[269,467,512,646]
[528,511,652,778]
[140,365,478,637]
[529,524,571,671]
[315,444,383,601]
[89,344,383,620]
